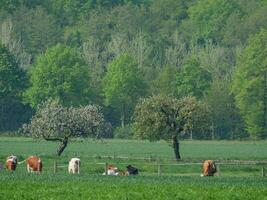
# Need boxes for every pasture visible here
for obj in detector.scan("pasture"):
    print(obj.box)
[0,137,267,199]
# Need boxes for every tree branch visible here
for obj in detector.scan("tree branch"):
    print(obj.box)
[44,137,64,142]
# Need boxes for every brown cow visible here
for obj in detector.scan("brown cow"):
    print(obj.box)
[201,160,217,176]
[103,164,119,176]
[5,155,18,171]
[19,156,42,172]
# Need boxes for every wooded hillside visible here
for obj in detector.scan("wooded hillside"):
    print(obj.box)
[1,0,267,139]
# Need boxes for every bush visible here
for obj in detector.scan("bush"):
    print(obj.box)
[113,125,134,139]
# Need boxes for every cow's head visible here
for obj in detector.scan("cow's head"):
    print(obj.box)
[7,155,17,164]
[108,165,118,172]
[209,163,217,174]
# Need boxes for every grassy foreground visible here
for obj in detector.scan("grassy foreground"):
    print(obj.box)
[0,137,267,199]
[0,173,267,200]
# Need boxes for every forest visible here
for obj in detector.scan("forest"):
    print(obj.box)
[0,0,267,140]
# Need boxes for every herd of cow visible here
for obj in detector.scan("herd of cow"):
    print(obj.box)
[4,155,217,176]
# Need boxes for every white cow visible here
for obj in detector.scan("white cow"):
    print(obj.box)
[68,158,80,174]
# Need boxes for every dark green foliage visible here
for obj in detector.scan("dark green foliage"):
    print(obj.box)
[204,78,246,139]
[11,7,61,57]
[0,44,26,98]
[232,29,267,139]
[176,56,211,99]
[0,0,20,13]
[151,66,177,96]
[0,0,266,140]
[0,44,29,131]
[24,44,92,108]
[183,0,243,44]
[222,0,267,46]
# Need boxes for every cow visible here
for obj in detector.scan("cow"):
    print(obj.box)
[125,165,138,176]
[5,155,18,171]
[103,164,119,176]
[19,156,42,173]
[201,160,217,177]
[68,158,81,174]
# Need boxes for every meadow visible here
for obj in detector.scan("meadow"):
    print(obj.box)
[0,137,267,199]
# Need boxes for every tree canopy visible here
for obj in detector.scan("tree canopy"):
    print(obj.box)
[0,44,28,131]
[176,56,211,99]
[1,0,267,140]
[133,95,204,160]
[102,54,146,127]
[23,100,104,155]
[24,44,92,108]
[232,29,267,139]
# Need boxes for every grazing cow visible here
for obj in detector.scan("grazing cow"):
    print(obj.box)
[103,164,119,176]
[68,158,81,174]
[5,155,18,171]
[201,160,217,177]
[19,156,42,172]
[125,165,138,176]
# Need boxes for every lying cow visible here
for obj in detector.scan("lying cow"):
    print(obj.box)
[125,165,138,176]
[5,155,18,171]
[103,164,119,176]
[201,160,217,176]
[19,156,42,173]
[68,158,81,174]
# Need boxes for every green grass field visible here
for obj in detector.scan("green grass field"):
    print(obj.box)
[0,137,267,199]
[0,173,267,200]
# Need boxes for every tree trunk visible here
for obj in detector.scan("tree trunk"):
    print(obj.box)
[211,120,215,140]
[57,138,68,156]
[263,71,267,138]
[121,113,125,128]
[172,135,180,161]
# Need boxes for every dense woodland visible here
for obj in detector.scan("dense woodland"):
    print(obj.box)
[0,0,267,140]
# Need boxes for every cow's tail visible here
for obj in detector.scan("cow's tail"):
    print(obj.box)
[18,159,27,164]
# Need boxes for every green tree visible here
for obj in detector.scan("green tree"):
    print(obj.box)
[176,56,211,99]
[23,100,104,156]
[24,44,92,108]
[102,54,146,127]
[183,0,242,44]
[223,0,267,46]
[149,0,188,39]
[12,6,61,57]
[0,0,20,13]
[1,18,32,69]
[204,77,245,139]
[0,43,28,131]
[133,95,201,160]
[232,29,267,139]
[151,65,177,96]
